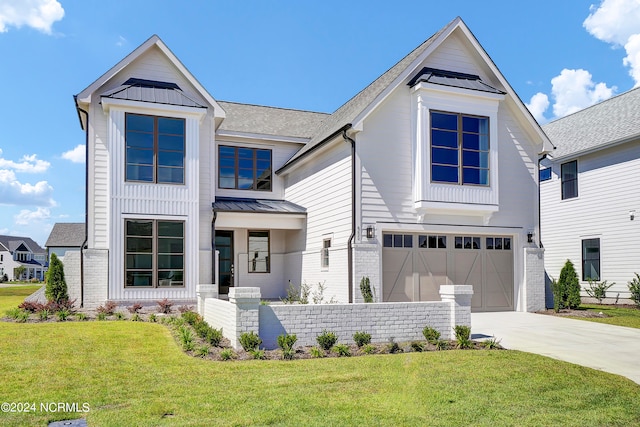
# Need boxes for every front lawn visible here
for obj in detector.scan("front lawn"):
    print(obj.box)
[0,286,41,312]
[1,312,639,425]
[568,304,640,329]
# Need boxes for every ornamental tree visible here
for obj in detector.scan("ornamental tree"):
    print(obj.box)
[45,253,68,303]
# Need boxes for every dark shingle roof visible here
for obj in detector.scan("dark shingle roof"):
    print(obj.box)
[45,223,86,248]
[213,197,306,214]
[407,67,505,94]
[217,102,329,139]
[0,235,45,254]
[543,86,640,159]
[101,78,206,108]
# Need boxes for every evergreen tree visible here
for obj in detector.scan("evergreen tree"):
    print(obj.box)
[558,259,581,309]
[45,253,68,303]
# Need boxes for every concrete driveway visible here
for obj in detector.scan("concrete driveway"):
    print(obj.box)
[471,312,640,385]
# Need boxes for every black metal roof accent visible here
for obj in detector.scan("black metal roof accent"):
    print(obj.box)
[407,67,505,95]
[101,77,207,108]
[212,197,306,214]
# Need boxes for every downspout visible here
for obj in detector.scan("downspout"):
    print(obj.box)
[211,210,217,286]
[537,153,547,248]
[343,126,355,303]
[74,96,89,308]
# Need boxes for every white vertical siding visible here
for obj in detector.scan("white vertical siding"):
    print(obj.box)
[541,141,640,298]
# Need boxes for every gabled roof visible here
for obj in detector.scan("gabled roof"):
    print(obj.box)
[407,67,505,95]
[279,17,553,171]
[218,101,328,140]
[0,235,45,254]
[46,223,86,248]
[75,34,225,129]
[101,78,207,108]
[543,86,640,159]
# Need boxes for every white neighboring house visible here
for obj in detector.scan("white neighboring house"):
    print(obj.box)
[45,223,86,262]
[73,17,551,311]
[0,235,47,281]
[541,87,640,302]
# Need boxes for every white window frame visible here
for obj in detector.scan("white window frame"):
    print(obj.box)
[321,238,331,270]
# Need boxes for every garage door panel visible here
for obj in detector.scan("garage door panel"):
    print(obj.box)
[485,251,513,310]
[416,250,448,301]
[453,252,483,309]
[382,249,413,302]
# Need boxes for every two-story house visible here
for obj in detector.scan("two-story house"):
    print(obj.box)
[0,235,47,281]
[541,87,640,303]
[73,17,552,311]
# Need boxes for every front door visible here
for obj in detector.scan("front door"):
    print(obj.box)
[215,230,234,295]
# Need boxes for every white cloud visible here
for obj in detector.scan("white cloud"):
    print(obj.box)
[61,145,86,163]
[116,35,127,47]
[0,0,64,34]
[527,69,616,122]
[550,69,616,118]
[584,0,640,86]
[14,207,50,226]
[0,149,50,173]
[0,169,54,206]
[525,92,550,123]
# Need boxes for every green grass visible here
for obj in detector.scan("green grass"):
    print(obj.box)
[0,286,42,312]
[568,304,640,328]
[1,286,639,426]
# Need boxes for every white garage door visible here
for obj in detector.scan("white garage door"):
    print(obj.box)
[382,233,513,311]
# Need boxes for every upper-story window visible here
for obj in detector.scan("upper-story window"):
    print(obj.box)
[218,146,272,191]
[561,160,578,199]
[125,113,185,184]
[431,111,489,186]
[539,167,551,182]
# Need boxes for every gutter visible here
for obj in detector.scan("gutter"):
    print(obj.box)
[342,126,355,304]
[74,95,89,308]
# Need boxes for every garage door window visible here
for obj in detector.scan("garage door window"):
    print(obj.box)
[486,237,511,250]
[418,235,447,248]
[455,236,481,249]
[383,234,413,248]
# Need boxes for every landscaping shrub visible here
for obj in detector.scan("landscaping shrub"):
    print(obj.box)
[628,273,640,307]
[556,260,581,309]
[482,337,502,350]
[204,326,223,347]
[130,313,141,322]
[387,338,401,354]
[277,334,297,360]
[196,345,210,358]
[311,281,326,304]
[422,326,441,344]
[97,312,107,321]
[362,344,376,354]
[360,276,374,303]
[454,325,473,349]
[181,311,201,326]
[38,309,50,321]
[332,343,351,357]
[5,307,22,319]
[127,303,143,314]
[584,279,614,304]
[16,310,29,323]
[148,313,157,323]
[178,305,194,314]
[411,341,425,352]
[310,346,325,358]
[97,301,117,316]
[156,298,173,314]
[249,349,266,360]
[220,349,235,361]
[114,311,125,320]
[435,340,449,351]
[353,331,371,347]
[179,326,194,351]
[56,308,70,321]
[239,331,262,352]
[45,253,68,303]
[75,312,87,321]
[316,330,338,351]
[18,301,43,313]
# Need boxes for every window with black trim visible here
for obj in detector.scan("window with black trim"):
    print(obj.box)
[248,231,270,273]
[561,160,578,199]
[218,146,272,191]
[321,239,331,269]
[125,113,185,184]
[383,234,413,248]
[125,219,184,288]
[582,238,600,281]
[431,111,489,186]
[418,235,447,248]
[454,236,481,249]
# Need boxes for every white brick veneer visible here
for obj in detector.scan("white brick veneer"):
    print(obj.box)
[524,248,545,312]
[61,250,108,309]
[202,286,473,350]
[352,243,381,303]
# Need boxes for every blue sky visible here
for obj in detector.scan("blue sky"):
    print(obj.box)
[1,0,639,246]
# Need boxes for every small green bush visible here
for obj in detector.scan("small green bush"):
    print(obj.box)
[628,273,640,308]
[97,312,107,321]
[454,325,473,349]
[179,326,194,351]
[422,326,441,344]
[360,276,374,303]
[353,331,372,347]
[56,308,70,321]
[310,346,325,358]
[316,330,338,351]
[435,340,449,350]
[5,307,22,319]
[114,311,125,320]
[557,260,581,309]
[16,310,29,323]
[220,348,235,361]
[181,311,201,326]
[45,253,68,303]
[75,312,88,321]
[332,343,351,357]
[277,334,297,360]
[362,344,376,354]
[584,279,615,304]
[482,337,502,350]
[387,338,401,354]
[148,313,157,323]
[411,341,425,352]
[249,349,266,360]
[38,309,50,321]
[205,327,223,347]
[196,345,210,358]
[239,331,262,352]
[130,313,141,322]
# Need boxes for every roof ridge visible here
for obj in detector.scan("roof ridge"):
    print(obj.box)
[218,100,330,115]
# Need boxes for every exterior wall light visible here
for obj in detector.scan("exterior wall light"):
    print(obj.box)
[366,225,375,239]
[527,231,534,243]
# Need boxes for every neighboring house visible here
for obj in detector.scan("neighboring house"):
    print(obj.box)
[0,235,47,281]
[541,87,640,302]
[73,16,551,311]
[45,223,86,261]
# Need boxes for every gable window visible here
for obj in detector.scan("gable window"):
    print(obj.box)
[582,238,600,281]
[125,219,184,288]
[539,167,551,182]
[219,146,272,191]
[125,113,185,184]
[561,160,578,199]
[248,231,270,273]
[321,239,331,269]
[431,111,489,186]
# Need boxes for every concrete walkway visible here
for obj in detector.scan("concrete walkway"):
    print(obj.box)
[471,312,640,385]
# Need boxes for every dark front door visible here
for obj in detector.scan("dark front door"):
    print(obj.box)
[215,230,234,295]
